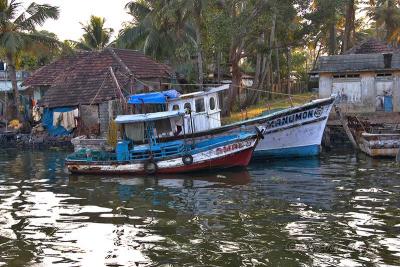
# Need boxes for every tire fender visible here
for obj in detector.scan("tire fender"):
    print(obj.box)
[144,160,158,174]
[182,154,194,165]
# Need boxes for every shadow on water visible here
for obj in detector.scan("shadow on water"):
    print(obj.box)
[0,148,399,266]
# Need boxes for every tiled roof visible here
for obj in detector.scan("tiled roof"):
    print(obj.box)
[344,38,395,55]
[24,48,172,108]
[23,52,92,87]
[313,53,400,73]
[313,39,400,73]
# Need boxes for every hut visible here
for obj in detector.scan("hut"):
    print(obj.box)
[312,39,400,113]
[23,48,173,136]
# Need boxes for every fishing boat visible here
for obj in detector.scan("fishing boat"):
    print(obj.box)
[155,88,335,158]
[65,111,260,174]
[72,85,335,158]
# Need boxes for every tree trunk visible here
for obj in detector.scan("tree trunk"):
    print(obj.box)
[286,47,292,94]
[195,24,204,88]
[275,40,281,85]
[343,0,356,53]
[8,63,21,120]
[328,22,337,55]
[216,51,221,84]
[246,13,276,106]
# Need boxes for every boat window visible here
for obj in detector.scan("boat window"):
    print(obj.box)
[195,98,205,112]
[209,97,216,110]
[172,104,180,111]
[184,102,192,112]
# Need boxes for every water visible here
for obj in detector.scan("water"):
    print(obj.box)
[0,148,399,267]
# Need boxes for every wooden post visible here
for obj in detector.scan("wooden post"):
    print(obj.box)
[109,67,128,114]
[335,105,358,149]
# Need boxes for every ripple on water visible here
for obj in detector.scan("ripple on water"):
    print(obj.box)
[0,149,399,266]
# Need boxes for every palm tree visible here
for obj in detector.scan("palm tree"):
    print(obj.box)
[372,0,400,46]
[77,15,114,51]
[117,1,194,60]
[0,0,59,119]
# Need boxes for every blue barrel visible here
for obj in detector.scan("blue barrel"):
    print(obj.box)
[116,140,130,161]
[384,96,393,112]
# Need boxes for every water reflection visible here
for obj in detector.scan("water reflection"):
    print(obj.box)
[0,149,399,266]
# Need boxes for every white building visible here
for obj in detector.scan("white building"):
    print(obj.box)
[312,39,400,113]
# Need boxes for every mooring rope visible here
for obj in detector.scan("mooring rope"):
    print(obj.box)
[132,77,311,99]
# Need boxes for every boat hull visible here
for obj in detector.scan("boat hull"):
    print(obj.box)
[359,133,400,157]
[253,100,333,158]
[236,97,334,158]
[66,137,258,175]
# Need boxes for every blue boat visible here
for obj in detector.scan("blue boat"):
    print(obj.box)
[66,111,260,175]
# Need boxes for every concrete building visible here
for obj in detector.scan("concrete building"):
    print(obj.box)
[312,39,400,113]
[0,69,30,119]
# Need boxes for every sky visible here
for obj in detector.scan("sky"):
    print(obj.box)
[25,0,133,41]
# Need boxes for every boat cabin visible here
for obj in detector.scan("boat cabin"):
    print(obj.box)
[115,111,188,161]
[128,85,228,135]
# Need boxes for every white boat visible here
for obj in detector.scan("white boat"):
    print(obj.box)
[174,95,335,158]
[73,85,335,158]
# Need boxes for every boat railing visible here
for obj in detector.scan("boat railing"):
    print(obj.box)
[67,149,117,162]
[129,142,186,160]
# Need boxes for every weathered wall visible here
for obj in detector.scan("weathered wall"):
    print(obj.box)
[359,72,375,113]
[133,78,168,92]
[80,105,100,135]
[319,74,332,98]
[319,71,400,113]
[99,101,115,137]
[393,71,400,112]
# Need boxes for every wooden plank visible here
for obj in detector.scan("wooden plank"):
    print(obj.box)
[335,106,359,149]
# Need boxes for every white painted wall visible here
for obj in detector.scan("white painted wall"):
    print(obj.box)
[167,92,222,134]
[319,74,332,98]
[318,72,400,113]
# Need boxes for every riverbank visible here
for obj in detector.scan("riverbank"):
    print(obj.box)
[0,132,73,149]
[222,92,316,124]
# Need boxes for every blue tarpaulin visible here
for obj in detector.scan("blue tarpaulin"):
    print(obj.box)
[128,90,180,104]
[42,107,75,137]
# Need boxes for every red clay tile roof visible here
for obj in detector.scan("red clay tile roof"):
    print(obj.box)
[344,38,395,55]
[23,52,92,87]
[24,48,172,108]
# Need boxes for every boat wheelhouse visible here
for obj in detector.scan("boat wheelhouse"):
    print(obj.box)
[128,85,228,135]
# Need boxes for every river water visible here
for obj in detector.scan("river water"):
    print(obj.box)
[0,148,399,267]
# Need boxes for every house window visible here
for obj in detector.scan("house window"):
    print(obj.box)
[333,73,360,78]
[184,102,192,112]
[209,97,216,110]
[195,98,205,112]
[172,104,180,111]
[377,73,392,77]
[333,74,346,78]
[347,74,360,78]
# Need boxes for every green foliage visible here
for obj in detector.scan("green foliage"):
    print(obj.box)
[76,15,114,51]
[0,0,60,119]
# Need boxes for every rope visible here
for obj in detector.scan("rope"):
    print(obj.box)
[90,71,110,106]
[133,77,310,98]
[243,87,312,99]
